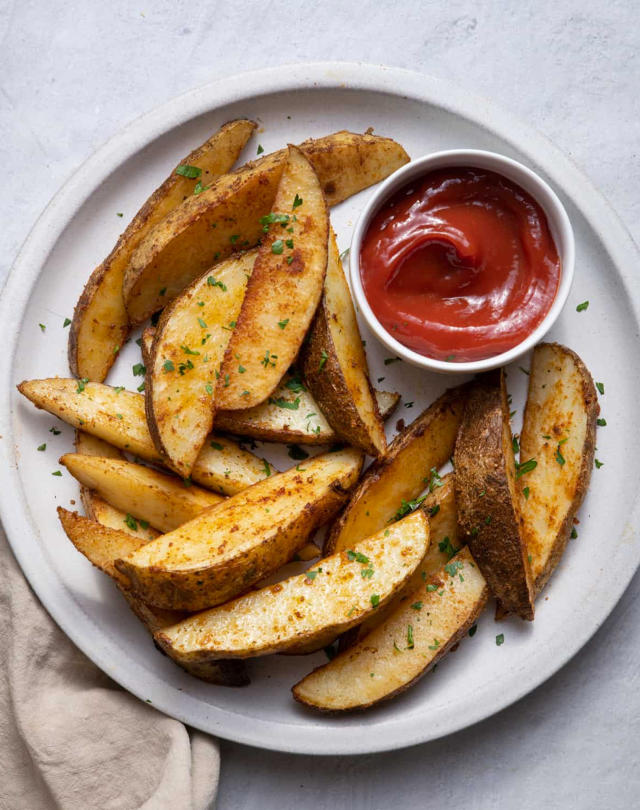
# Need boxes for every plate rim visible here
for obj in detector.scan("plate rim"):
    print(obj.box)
[1,61,639,755]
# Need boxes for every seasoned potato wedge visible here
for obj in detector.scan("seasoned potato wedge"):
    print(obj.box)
[146,250,255,476]
[115,449,363,611]
[123,130,409,324]
[326,385,467,554]
[154,509,429,661]
[454,372,534,620]
[343,473,459,649]
[518,343,598,593]
[69,119,256,381]
[302,230,385,455]
[143,330,400,444]
[17,378,276,494]
[293,547,487,712]
[216,381,399,445]
[73,431,161,538]
[60,454,224,533]
[57,508,248,686]
[217,146,328,410]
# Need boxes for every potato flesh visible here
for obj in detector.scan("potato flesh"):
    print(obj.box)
[155,509,429,660]
[60,454,223,534]
[348,473,458,645]
[17,378,276,495]
[302,232,386,455]
[217,147,328,410]
[518,343,598,592]
[123,130,409,324]
[326,386,467,553]
[293,547,487,711]
[69,119,256,381]
[116,449,363,610]
[146,251,254,476]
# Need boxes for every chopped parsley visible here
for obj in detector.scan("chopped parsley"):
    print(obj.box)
[269,396,300,410]
[51,470,62,476]
[391,495,426,523]
[597,418,607,427]
[257,144,264,155]
[292,193,303,209]
[515,458,537,478]
[438,536,459,559]
[523,486,530,500]
[407,625,415,649]
[262,459,271,478]
[496,633,505,646]
[285,376,305,393]
[595,458,604,469]
[210,441,223,450]
[76,378,89,393]
[37,443,46,451]
[347,550,370,564]
[278,318,289,329]
[124,514,139,531]
[576,300,589,312]
[411,601,423,611]
[318,350,329,371]
[271,239,284,254]
[63,317,71,327]
[206,276,227,291]
[163,360,175,372]
[555,438,568,466]
[370,594,380,608]
[428,639,440,651]
[175,164,202,178]
[261,350,277,368]
[425,467,443,492]
[596,381,605,395]
[571,527,578,539]
[384,356,401,365]
[132,362,146,376]
[49,427,61,435]
[468,624,478,637]
[38,323,46,332]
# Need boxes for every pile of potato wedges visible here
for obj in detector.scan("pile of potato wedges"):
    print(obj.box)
[18,120,599,711]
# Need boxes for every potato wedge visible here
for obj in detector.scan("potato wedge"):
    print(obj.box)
[60,454,224,533]
[216,146,328,410]
[325,385,468,554]
[518,343,598,593]
[143,330,400,444]
[115,448,364,611]
[146,250,255,476]
[123,130,409,324]
[293,547,487,712]
[301,230,385,455]
[154,509,429,662]
[454,372,535,620]
[342,473,459,649]
[17,378,276,495]
[73,432,161,538]
[69,119,256,381]
[57,508,248,686]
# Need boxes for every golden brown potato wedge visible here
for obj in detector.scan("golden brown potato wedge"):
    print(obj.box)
[17,378,276,495]
[216,146,329,410]
[293,547,487,712]
[123,130,409,324]
[454,371,535,620]
[60,454,224,533]
[57,508,248,685]
[154,509,429,662]
[145,250,255,476]
[115,448,364,611]
[302,230,386,456]
[73,432,161,539]
[69,119,256,381]
[325,385,468,554]
[142,333,400,444]
[518,343,599,593]
[342,473,459,649]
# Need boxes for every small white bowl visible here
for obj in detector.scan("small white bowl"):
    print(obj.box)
[349,149,575,374]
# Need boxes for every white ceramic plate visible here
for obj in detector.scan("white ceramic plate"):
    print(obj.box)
[1,63,638,756]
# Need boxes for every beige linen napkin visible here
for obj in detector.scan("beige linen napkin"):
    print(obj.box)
[0,527,220,810]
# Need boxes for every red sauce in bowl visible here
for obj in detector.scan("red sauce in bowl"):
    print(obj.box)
[359,167,561,362]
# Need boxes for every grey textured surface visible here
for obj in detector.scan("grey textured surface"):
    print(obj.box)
[1,1,639,808]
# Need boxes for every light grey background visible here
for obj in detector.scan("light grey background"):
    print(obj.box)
[1,1,638,808]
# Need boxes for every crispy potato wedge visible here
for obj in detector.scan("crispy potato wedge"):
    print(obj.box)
[60,454,224,533]
[143,329,400,444]
[326,385,467,554]
[57,508,248,685]
[293,547,487,712]
[115,448,363,611]
[123,130,409,324]
[216,146,329,410]
[342,473,459,649]
[302,230,386,455]
[454,372,535,620]
[155,509,429,662]
[146,250,255,476]
[69,119,256,381]
[17,378,276,495]
[73,432,161,538]
[518,343,598,594]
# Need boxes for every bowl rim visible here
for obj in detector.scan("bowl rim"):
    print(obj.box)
[349,148,575,374]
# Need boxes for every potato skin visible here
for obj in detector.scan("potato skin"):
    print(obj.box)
[325,384,468,554]
[454,371,535,620]
[518,343,599,594]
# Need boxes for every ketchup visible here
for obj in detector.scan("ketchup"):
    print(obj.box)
[360,167,561,362]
